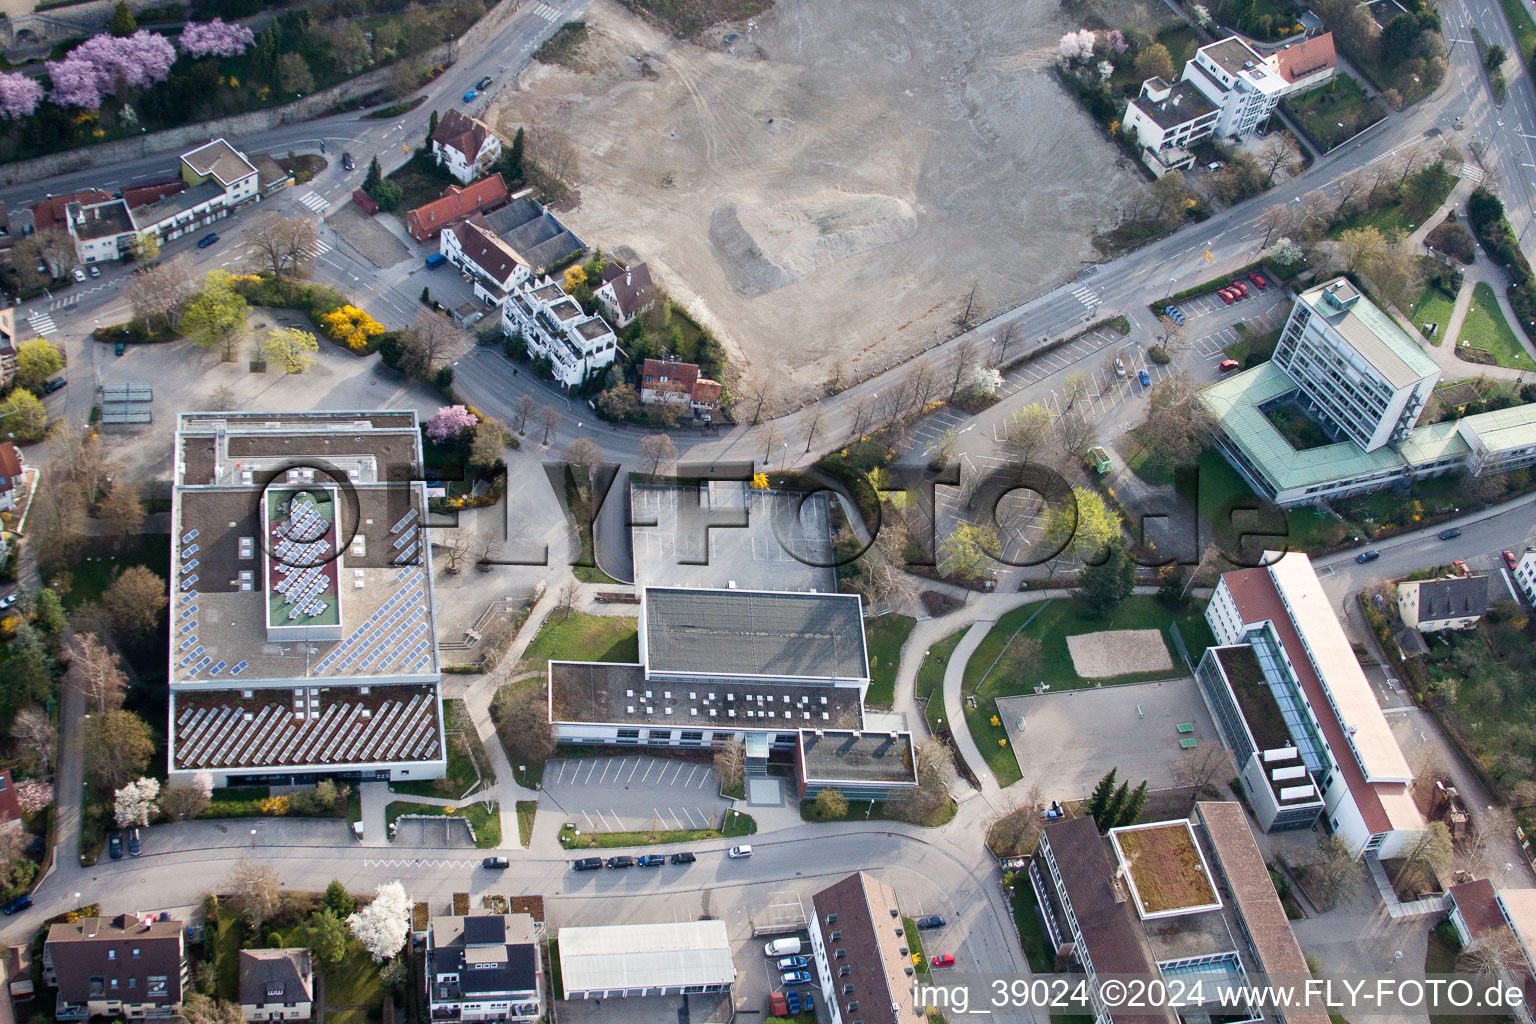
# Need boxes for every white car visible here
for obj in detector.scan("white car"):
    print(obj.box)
[0,594,17,609]
[728,845,752,859]
[71,268,87,283]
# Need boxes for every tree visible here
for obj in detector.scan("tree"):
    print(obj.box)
[161,773,213,820]
[1087,769,1118,823]
[1149,170,1192,228]
[945,336,980,400]
[802,405,829,453]
[16,338,65,392]
[1257,203,1292,248]
[324,20,371,73]
[124,254,197,329]
[538,404,563,445]
[257,326,318,375]
[985,785,1045,858]
[246,215,319,284]
[127,231,160,264]
[183,271,248,360]
[759,422,785,465]
[813,788,849,819]
[306,909,348,966]
[278,52,313,95]
[398,312,463,378]
[83,709,155,791]
[1055,407,1097,463]
[563,437,603,491]
[1116,780,1148,828]
[1044,486,1122,562]
[97,480,145,545]
[228,858,283,928]
[954,282,983,330]
[108,2,137,36]
[846,393,875,439]
[513,394,538,432]
[1133,43,1174,82]
[996,403,1053,469]
[181,994,243,1024]
[888,736,956,824]
[494,683,556,769]
[1463,926,1526,978]
[1307,834,1363,908]
[426,109,439,149]
[938,521,999,582]
[114,776,160,828]
[742,376,776,425]
[179,19,254,58]
[12,706,56,773]
[1077,539,1135,616]
[363,155,382,194]
[1171,741,1232,803]
[468,418,512,474]
[323,880,356,918]
[103,565,169,641]
[639,432,677,474]
[0,388,46,441]
[1101,780,1130,832]
[1394,820,1453,889]
[1139,373,1209,477]
[713,738,745,793]
[426,405,477,444]
[1338,225,1388,274]
[348,881,411,962]
[508,126,526,178]
[1258,136,1296,183]
[70,632,129,712]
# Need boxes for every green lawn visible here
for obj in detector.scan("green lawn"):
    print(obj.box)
[516,800,538,847]
[550,939,564,1000]
[1409,283,1459,345]
[1283,73,1384,151]
[958,596,1214,786]
[1157,23,1202,69]
[864,613,917,708]
[1010,877,1056,973]
[520,612,639,672]
[800,796,958,828]
[385,800,502,849]
[1499,0,1536,73]
[1329,163,1458,240]
[214,915,244,1001]
[559,809,755,847]
[322,941,388,1024]
[391,699,489,798]
[1180,448,1343,554]
[1117,429,1171,488]
[1222,327,1282,367]
[55,533,172,611]
[1457,282,1536,370]
[917,630,968,736]
[904,916,933,985]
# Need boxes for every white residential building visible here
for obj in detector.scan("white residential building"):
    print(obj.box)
[1182,36,1288,139]
[432,109,502,185]
[1122,77,1219,176]
[238,949,313,1023]
[1513,548,1536,603]
[1397,576,1487,632]
[501,276,617,388]
[442,215,530,306]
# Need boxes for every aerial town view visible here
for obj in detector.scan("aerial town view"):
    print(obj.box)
[3,0,1536,1021]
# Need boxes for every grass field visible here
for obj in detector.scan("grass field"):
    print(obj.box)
[1457,282,1536,370]
[391,699,488,798]
[558,809,755,847]
[1222,326,1283,366]
[1409,283,1459,345]
[57,533,172,611]
[1328,163,1457,240]
[385,800,502,849]
[917,629,968,735]
[322,941,388,1024]
[1180,448,1341,553]
[1499,0,1536,75]
[1010,878,1056,973]
[800,796,958,828]
[1284,74,1383,151]
[959,597,1214,785]
[517,800,538,847]
[864,613,917,708]
[519,612,639,672]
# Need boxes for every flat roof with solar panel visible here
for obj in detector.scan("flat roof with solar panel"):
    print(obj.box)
[167,411,445,787]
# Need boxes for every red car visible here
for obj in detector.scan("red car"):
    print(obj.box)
[932,954,955,968]
[1218,358,1240,373]
[1249,272,1268,289]
[769,993,789,1016]
[1230,281,1249,297]
[1218,289,1235,304]
[1504,550,1519,571]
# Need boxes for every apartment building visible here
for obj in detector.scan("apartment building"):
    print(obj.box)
[238,949,314,1022]
[1448,881,1536,1023]
[426,912,541,1022]
[431,110,502,186]
[1203,552,1423,857]
[1122,77,1219,176]
[1514,549,1536,603]
[167,411,446,789]
[44,914,187,1021]
[500,275,617,388]
[1397,576,1487,632]
[441,215,530,306]
[1182,37,1288,138]
[807,872,918,1024]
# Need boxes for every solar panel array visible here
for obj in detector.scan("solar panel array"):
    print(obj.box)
[310,568,432,677]
[174,690,442,769]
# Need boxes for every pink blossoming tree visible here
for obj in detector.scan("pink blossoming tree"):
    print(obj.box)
[47,29,176,108]
[0,72,43,120]
[426,405,477,443]
[180,19,255,58]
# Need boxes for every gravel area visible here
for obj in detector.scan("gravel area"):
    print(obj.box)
[1066,629,1173,679]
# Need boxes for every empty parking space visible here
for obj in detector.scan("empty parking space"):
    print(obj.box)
[542,755,731,833]
[997,677,1220,804]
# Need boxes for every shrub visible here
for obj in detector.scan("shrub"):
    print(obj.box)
[318,305,386,353]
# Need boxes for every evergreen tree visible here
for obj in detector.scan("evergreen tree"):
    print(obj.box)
[421,286,431,305]
[363,155,382,194]
[107,0,137,37]
[509,126,525,177]
[1077,538,1136,617]
[1100,781,1130,833]
[1116,780,1148,828]
[1086,768,1117,826]
[322,879,354,918]
[426,110,439,150]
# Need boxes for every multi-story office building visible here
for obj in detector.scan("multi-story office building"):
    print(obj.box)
[167,411,446,788]
[1182,37,1288,138]
[501,276,618,388]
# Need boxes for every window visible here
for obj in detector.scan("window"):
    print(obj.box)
[829,928,843,941]
[838,966,851,977]
[148,977,168,997]
[132,949,141,958]
[109,950,117,960]
[826,913,838,924]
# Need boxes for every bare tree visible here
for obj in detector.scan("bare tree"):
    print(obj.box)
[555,580,579,621]
[1297,189,1334,239]
[1171,742,1233,803]
[244,215,319,284]
[1307,834,1363,909]
[1394,820,1453,889]
[538,404,563,445]
[472,531,503,570]
[878,380,914,432]
[227,858,282,928]
[802,405,828,453]
[514,394,537,432]
[1000,403,1054,467]
[991,320,1020,368]
[908,358,941,410]
[436,529,471,574]
[12,705,56,773]
[1054,408,1097,463]
[638,432,677,474]
[98,481,145,545]
[1463,927,1528,978]
[846,393,875,440]
[713,739,745,793]
[822,360,846,395]
[1258,204,1292,248]
[1396,144,1426,182]
[1335,170,1366,214]
[759,422,785,465]
[986,784,1046,858]
[955,281,983,330]
[742,376,776,425]
[70,632,129,713]
[399,312,465,379]
[1258,136,1296,183]
[946,337,979,401]
[562,437,603,484]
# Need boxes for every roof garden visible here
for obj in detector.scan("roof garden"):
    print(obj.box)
[1216,646,1289,752]
[1109,820,1223,920]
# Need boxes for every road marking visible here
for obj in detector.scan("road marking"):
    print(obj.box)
[27,312,57,336]
[625,758,639,783]
[532,1,560,20]
[298,190,329,213]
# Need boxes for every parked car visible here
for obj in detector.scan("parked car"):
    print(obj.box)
[128,828,142,857]
[669,851,696,865]
[572,857,603,871]
[1218,289,1234,304]
[197,232,220,248]
[1113,358,1127,379]
[764,938,802,957]
[1355,550,1381,564]
[1138,369,1151,387]
[342,151,355,171]
[482,856,509,869]
[109,833,123,860]
[728,845,752,858]
[89,265,100,278]
[1207,161,1223,171]
[915,916,947,929]
[2,895,32,915]
[769,993,789,1017]
[1504,550,1519,570]
[42,377,66,394]
[463,88,478,102]
[477,75,493,90]
[1230,281,1248,297]
[932,954,956,968]
[605,855,635,869]
[1218,358,1240,373]
[71,267,87,283]
[425,253,448,270]
[1438,528,1463,540]
[1249,272,1268,289]
[781,970,812,985]
[777,956,808,970]
[0,593,16,609]
[637,855,665,867]
[115,341,126,357]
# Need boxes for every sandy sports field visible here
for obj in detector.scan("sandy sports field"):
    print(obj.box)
[492,0,1146,387]
[1066,629,1174,678]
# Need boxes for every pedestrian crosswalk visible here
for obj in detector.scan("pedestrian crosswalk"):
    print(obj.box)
[1071,284,1098,308]
[531,1,560,21]
[27,311,57,337]
[298,191,328,213]
[47,294,79,312]
[302,239,331,261]
[1461,163,1484,185]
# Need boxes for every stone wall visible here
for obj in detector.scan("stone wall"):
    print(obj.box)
[0,0,521,185]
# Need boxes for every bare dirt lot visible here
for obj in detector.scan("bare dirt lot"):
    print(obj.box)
[1066,628,1174,678]
[491,0,1146,387]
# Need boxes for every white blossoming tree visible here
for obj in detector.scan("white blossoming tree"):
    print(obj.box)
[1099,60,1115,81]
[1266,236,1304,266]
[1191,4,1213,26]
[347,881,411,962]
[114,777,161,828]
[1058,30,1096,64]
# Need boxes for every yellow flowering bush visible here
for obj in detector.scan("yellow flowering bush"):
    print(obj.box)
[259,795,291,816]
[320,305,385,352]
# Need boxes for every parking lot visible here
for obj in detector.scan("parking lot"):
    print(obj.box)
[541,755,730,832]
[997,677,1221,804]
